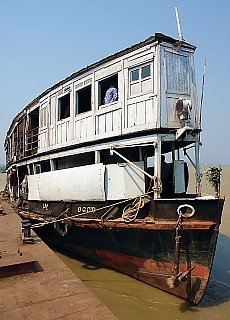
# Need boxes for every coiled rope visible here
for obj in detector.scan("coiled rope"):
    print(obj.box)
[122,195,151,223]
[26,175,161,229]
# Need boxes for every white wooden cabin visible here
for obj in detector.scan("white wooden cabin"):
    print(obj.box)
[5,34,201,201]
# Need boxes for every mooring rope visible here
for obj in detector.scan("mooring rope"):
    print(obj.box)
[25,176,162,229]
[122,195,150,223]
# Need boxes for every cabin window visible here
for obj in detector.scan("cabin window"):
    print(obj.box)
[99,74,118,106]
[76,85,91,115]
[100,148,140,164]
[27,108,39,156]
[16,119,25,160]
[41,160,51,173]
[55,152,94,170]
[129,63,152,96]
[29,164,34,175]
[34,163,41,174]
[58,93,70,120]
[165,51,189,94]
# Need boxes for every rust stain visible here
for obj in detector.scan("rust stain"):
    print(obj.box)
[72,219,215,230]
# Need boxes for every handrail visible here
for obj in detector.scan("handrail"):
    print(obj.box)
[5,126,39,164]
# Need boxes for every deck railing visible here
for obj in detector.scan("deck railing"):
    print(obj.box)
[5,127,39,165]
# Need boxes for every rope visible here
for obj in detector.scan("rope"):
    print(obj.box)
[26,175,162,228]
[148,176,162,194]
[31,207,70,229]
[122,195,150,223]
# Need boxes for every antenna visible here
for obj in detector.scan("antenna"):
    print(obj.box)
[199,57,206,126]
[175,7,184,41]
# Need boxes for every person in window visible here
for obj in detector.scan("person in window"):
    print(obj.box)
[104,83,118,104]
[63,105,70,118]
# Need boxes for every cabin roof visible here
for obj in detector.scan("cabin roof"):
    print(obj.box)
[33,33,195,104]
[5,33,195,139]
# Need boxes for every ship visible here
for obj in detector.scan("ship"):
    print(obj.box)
[4,31,224,305]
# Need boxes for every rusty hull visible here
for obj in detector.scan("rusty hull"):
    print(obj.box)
[17,196,224,305]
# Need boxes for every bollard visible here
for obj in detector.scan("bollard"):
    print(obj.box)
[24,222,31,238]
[21,220,34,244]
[21,220,29,235]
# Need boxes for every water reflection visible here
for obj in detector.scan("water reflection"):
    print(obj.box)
[199,233,230,307]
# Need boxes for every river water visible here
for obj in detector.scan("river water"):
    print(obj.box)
[1,168,229,319]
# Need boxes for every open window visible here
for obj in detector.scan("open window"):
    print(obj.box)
[16,118,25,160]
[34,163,41,174]
[98,74,118,106]
[41,160,51,173]
[55,152,95,170]
[58,93,70,120]
[76,85,91,115]
[27,107,39,156]
[129,63,152,96]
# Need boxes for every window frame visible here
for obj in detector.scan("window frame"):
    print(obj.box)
[58,93,70,121]
[75,84,92,116]
[98,74,118,107]
[40,104,48,129]
[129,62,153,97]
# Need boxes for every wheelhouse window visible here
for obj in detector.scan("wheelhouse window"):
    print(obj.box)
[58,93,70,120]
[76,85,91,115]
[129,63,152,96]
[99,74,118,106]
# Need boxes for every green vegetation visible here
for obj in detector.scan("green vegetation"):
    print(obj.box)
[204,166,222,197]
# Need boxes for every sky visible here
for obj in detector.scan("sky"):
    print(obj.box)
[0,0,230,165]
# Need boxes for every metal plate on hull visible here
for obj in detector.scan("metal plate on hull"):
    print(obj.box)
[28,164,106,201]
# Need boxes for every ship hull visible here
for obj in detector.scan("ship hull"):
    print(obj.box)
[18,196,224,305]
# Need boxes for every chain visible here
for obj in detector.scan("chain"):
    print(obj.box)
[174,212,183,275]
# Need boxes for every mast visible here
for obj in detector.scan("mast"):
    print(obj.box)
[175,6,184,42]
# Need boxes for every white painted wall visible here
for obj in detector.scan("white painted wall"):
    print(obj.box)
[28,161,145,202]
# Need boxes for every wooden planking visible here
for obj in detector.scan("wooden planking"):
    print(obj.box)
[96,108,121,136]
[136,101,146,125]
[145,98,157,124]
[126,97,157,129]
[57,120,70,144]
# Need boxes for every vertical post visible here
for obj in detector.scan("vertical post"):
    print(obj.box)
[139,147,143,161]
[50,159,55,171]
[95,150,100,164]
[177,148,180,160]
[172,142,175,193]
[154,139,162,199]
[195,140,201,195]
